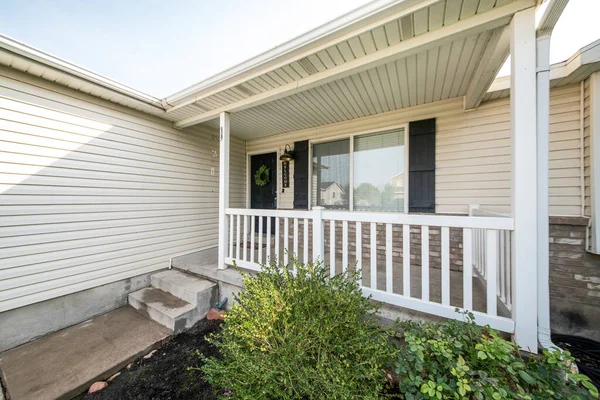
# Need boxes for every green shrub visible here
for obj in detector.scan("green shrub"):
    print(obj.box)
[395,311,598,400]
[200,259,394,399]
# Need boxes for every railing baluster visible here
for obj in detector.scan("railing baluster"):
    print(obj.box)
[499,231,505,303]
[386,223,393,293]
[275,217,280,265]
[506,231,512,309]
[495,228,504,302]
[229,214,234,258]
[284,217,289,266]
[403,224,411,297]
[258,217,263,264]
[370,222,377,290]
[482,230,487,278]
[463,228,473,310]
[236,215,241,260]
[293,218,299,260]
[266,216,272,263]
[303,218,309,263]
[421,226,429,302]
[486,229,498,316]
[441,226,450,306]
[250,216,256,263]
[243,216,249,261]
[342,220,348,273]
[330,220,336,276]
[356,221,362,283]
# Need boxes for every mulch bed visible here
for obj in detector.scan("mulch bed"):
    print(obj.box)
[76,319,223,400]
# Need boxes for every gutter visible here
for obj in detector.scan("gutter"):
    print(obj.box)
[535,0,569,352]
[0,34,165,112]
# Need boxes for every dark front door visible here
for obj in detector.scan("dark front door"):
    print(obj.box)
[250,152,277,233]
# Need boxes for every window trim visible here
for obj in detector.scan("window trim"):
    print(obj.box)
[308,123,409,212]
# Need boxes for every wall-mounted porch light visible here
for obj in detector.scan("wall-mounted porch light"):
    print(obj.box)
[279,144,294,161]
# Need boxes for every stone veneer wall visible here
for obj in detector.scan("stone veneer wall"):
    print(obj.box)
[549,216,600,341]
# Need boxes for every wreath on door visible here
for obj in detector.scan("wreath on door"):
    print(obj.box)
[254,164,270,187]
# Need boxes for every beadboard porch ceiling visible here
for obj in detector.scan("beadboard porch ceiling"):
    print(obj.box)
[165,0,537,140]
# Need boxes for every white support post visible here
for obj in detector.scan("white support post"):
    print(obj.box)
[312,206,325,263]
[590,72,600,253]
[510,8,538,353]
[218,112,230,270]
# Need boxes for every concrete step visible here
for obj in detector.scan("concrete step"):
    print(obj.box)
[128,285,214,333]
[151,269,216,306]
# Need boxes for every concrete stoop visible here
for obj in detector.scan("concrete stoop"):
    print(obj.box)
[128,270,217,333]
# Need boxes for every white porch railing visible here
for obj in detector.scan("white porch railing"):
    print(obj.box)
[225,207,515,333]
[469,206,513,316]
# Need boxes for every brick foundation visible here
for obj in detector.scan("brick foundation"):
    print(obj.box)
[549,216,600,341]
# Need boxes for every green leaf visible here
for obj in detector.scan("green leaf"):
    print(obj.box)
[518,370,536,385]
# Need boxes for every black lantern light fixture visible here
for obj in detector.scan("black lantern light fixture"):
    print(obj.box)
[279,144,294,161]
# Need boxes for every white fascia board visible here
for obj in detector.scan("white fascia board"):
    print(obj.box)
[163,0,441,110]
[175,0,536,128]
[0,34,164,111]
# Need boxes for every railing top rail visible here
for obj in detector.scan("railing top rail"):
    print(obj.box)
[227,208,514,230]
[322,210,514,230]
[226,208,313,219]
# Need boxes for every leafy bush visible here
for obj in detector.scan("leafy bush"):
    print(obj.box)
[395,311,598,399]
[200,259,394,399]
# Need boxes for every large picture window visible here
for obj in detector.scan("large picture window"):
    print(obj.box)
[312,139,350,210]
[354,129,405,212]
[311,127,407,212]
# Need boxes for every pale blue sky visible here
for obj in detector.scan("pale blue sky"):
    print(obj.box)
[1,0,599,98]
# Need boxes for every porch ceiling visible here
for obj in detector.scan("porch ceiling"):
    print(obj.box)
[201,29,497,139]
[166,0,536,139]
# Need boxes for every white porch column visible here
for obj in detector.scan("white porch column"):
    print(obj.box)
[218,112,230,270]
[510,7,538,352]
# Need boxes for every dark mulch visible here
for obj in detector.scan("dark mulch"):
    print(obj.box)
[553,333,600,388]
[76,319,223,400]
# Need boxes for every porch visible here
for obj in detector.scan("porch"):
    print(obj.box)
[161,0,570,352]
[222,207,514,332]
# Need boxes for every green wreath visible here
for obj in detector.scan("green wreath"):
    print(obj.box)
[254,164,270,187]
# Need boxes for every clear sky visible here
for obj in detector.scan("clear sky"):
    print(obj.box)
[1,0,599,98]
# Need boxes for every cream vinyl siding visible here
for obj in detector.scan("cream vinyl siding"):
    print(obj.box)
[584,77,592,217]
[0,66,244,312]
[247,84,584,216]
[229,136,247,208]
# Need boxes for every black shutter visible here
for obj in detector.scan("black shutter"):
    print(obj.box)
[409,118,435,213]
[293,140,309,209]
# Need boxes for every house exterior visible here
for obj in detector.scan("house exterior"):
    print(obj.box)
[1,0,600,354]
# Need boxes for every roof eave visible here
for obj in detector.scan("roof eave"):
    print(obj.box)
[162,0,424,107]
[0,34,165,112]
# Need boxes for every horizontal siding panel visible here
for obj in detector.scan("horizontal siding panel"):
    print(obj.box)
[2,226,214,272]
[0,67,246,312]
[0,213,208,238]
